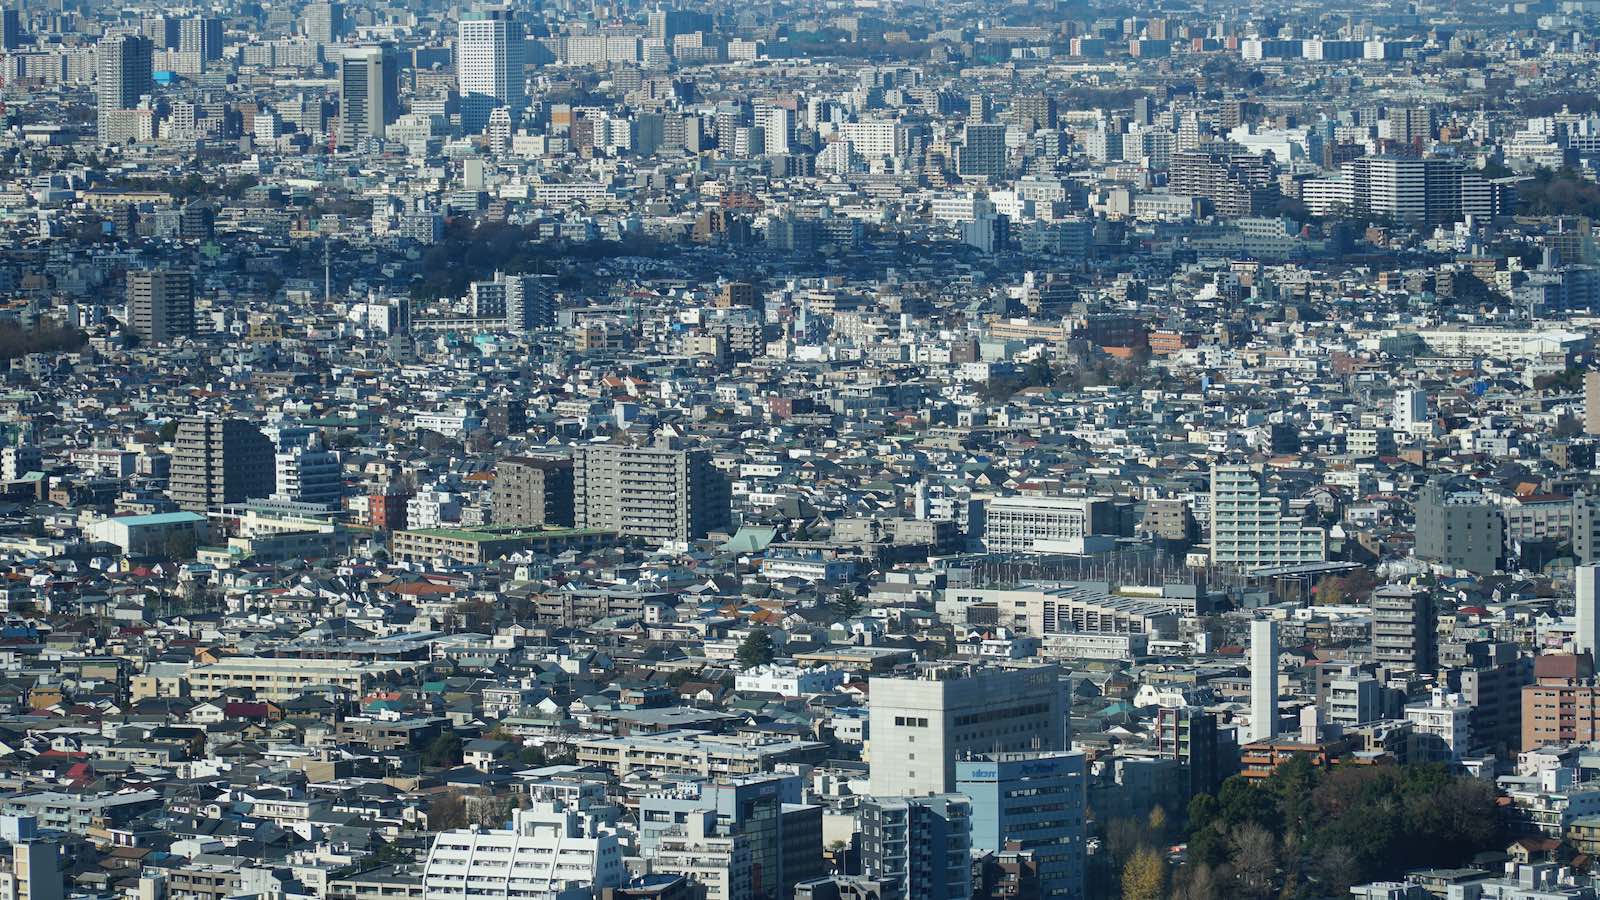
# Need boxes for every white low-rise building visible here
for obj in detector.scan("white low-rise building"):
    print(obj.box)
[1404,686,1473,761]
[423,800,624,900]
[734,664,845,696]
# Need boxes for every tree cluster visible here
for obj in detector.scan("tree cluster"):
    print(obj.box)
[1311,568,1379,605]
[408,221,664,301]
[1176,759,1501,899]
[1518,167,1600,219]
[0,321,86,361]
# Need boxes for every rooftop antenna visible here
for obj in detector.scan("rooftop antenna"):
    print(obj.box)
[324,237,332,304]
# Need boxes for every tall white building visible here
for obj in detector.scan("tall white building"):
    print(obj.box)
[1346,155,1426,224]
[868,663,1066,797]
[1250,619,1279,744]
[422,799,624,900]
[1393,388,1431,436]
[1208,464,1326,569]
[757,104,793,156]
[1577,565,1600,657]
[458,9,524,134]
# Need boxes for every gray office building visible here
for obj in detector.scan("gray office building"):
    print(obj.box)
[868,663,1067,797]
[339,44,400,147]
[1413,479,1503,574]
[303,2,343,45]
[1573,494,1600,564]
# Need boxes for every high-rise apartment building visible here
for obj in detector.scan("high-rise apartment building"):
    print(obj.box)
[647,8,712,45]
[637,812,746,900]
[1574,495,1600,564]
[1404,687,1473,761]
[1339,155,1510,226]
[1208,464,1326,569]
[957,122,1008,180]
[458,9,525,134]
[1169,148,1278,218]
[860,795,972,900]
[140,15,179,49]
[1321,664,1385,727]
[956,752,1086,900]
[126,270,195,345]
[868,663,1066,797]
[0,446,40,482]
[1010,95,1058,132]
[1370,585,1437,673]
[757,103,794,156]
[339,45,399,147]
[178,17,222,61]
[1393,388,1430,435]
[469,272,555,329]
[1445,640,1532,756]
[0,817,62,900]
[1154,707,1222,795]
[1585,371,1600,436]
[96,34,153,143]
[492,456,574,527]
[1,9,23,51]
[573,438,731,545]
[168,417,274,512]
[1386,105,1433,144]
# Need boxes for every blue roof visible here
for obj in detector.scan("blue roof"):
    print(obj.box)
[110,512,207,527]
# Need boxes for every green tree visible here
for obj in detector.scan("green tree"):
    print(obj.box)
[736,628,777,669]
[423,731,463,768]
[1265,753,1315,836]
[825,590,862,622]
[1216,777,1281,833]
